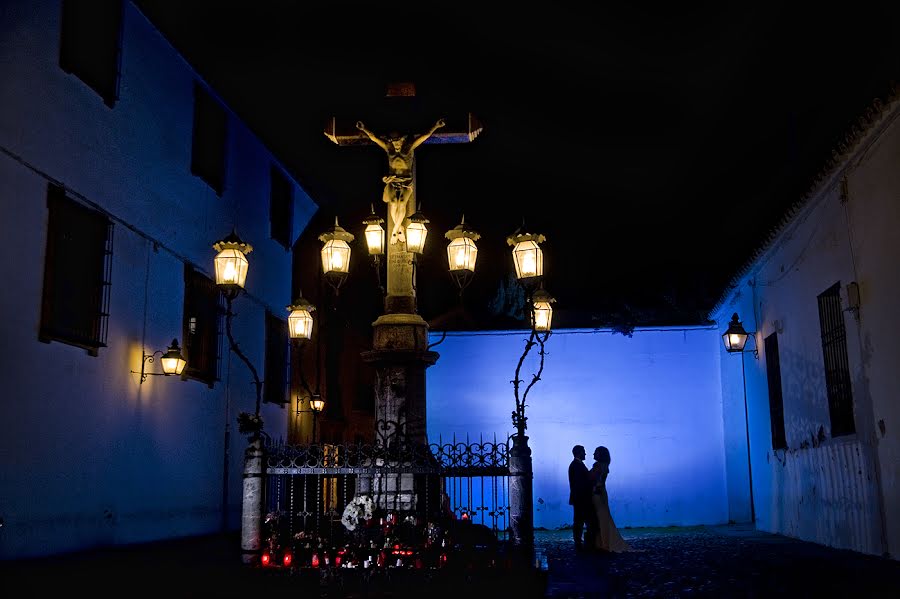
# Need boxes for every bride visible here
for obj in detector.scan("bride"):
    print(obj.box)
[589,446,632,553]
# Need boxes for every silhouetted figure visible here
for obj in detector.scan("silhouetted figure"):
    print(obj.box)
[568,444,596,551]
[589,445,632,552]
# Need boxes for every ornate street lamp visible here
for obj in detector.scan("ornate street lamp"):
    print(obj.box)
[363,204,385,258]
[287,294,316,341]
[213,229,253,299]
[310,397,325,412]
[445,215,480,293]
[506,228,545,282]
[530,287,556,332]
[159,338,188,376]
[405,204,429,255]
[318,217,354,292]
[722,313,750,353]
[132,338,187,383]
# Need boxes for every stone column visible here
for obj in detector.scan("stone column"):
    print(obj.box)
[240,438,264,565]
[360,314,438,511]
[509,434,535,556]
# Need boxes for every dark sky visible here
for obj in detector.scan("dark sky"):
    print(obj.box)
[136,1,900,329]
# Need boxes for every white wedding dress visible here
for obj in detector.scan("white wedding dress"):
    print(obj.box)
[590,461,632,553]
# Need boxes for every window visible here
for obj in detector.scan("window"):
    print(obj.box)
[182,266,222,387]
[39,184,113,355]
[59,0,122,107]
[270,166,293,250]
[817,283,855,436]
[264,311,289,405]
[764,332,787,450]
[190,83,227,195]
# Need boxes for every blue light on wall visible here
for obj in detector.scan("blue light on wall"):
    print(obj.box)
[426,327,729,530]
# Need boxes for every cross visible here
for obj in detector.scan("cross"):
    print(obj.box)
[324,82,483,314]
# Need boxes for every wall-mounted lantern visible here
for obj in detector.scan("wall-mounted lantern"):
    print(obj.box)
[723,313,752,354]
[132,338,187,383]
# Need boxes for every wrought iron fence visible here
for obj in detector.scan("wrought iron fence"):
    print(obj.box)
[263,436,511,549]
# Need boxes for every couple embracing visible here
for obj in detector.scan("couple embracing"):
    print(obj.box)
[568,444,632,553]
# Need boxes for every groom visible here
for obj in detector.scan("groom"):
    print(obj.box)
[568,444,596,551]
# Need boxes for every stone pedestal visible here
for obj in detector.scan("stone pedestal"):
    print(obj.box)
[240,438,264,565]
[510,434,535,555]
[360,312,438,511]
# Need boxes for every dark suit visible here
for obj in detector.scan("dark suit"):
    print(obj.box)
[568,458,596,548]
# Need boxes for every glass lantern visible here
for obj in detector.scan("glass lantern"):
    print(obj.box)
[531,288,556,332]
[445,216,480,292]
[318,217,355,289]
[722,313,749,352]
[213,230,253,297]
[406,206,429,254]
[287,295,316,340]
[506,230,546,281]
[160,338,187,376]
[363,205,385,257]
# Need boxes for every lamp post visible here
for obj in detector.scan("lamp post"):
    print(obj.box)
[212,229,268,565]
[288,294,319,444]
[723,312,758,525]
[504,226,552,556]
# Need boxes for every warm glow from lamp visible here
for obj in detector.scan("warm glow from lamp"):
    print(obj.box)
[406,221,427,254]
[321,239,351,275]
[722,313,750,352]
[310,398,325,412]
[365,223,385,255]
[287,296,315,340]
[159,338,187,375]
[531,289,555,332]
[512,240,543,280]
[447,236,477,272]
[214,248,249,288]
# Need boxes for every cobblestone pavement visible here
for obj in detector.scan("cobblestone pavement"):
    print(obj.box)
[536,525,900,598]
[3,525,898,597]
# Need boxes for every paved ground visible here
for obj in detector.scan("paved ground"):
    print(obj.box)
[2,524,898,597]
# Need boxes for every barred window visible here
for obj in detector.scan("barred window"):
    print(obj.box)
[270,165,293,250]
[817,283,855,436]
[264,310,289,405]
[39,184,113,355]
[59,0,122,107]
[182,266,222,387]
[190,83,227,195]
[764,332,787,450]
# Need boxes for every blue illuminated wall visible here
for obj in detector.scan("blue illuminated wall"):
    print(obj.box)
[427,327,728,530]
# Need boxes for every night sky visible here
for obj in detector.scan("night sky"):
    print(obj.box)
[136,2,900,329]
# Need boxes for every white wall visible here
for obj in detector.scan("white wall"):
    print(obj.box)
[0,0,317,558]
[427,327,728,530]
[712,99,900,557]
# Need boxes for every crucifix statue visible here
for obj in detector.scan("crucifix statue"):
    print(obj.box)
[324,85,482,314]
[356,118,446,245]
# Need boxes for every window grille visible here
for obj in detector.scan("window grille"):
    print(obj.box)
[59,0,122,107]
[764,332,787,449]
[182,266,222,387]
[190,83,227,195]
[39,184,112,355]
[817,283,855,436]
[264,310,289,405]
[270,165,293,250]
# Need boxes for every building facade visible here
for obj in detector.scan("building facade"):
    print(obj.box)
[0,0,317,558]
[711,94,900,558]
